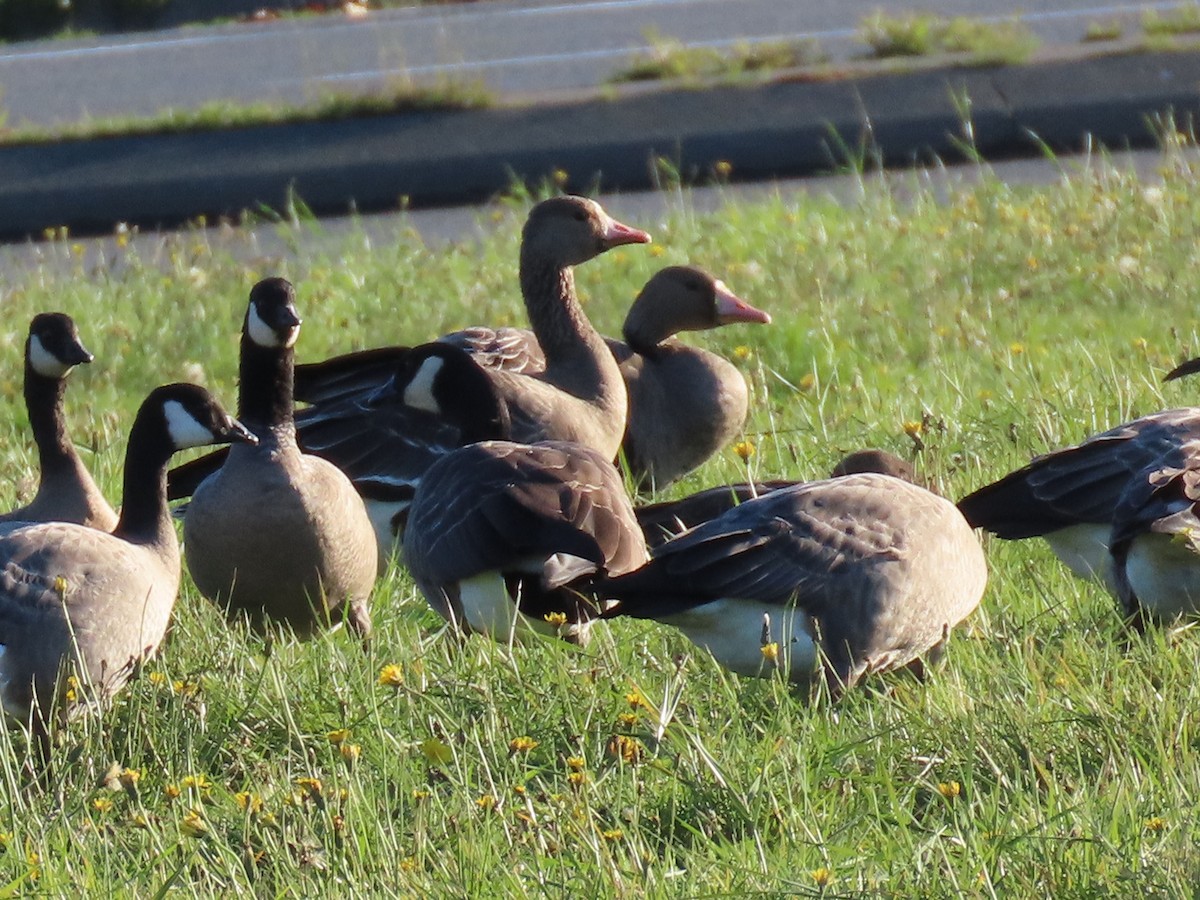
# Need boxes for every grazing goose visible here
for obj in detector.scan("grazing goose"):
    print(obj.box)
[597,473,987,697]
[1108,440,1200,630]
[635,449,918,548]
[403,440,649,645]
[293,195,651,459]
[180,278,378,643]
[170,341,511,569]
[957,395,1200,594]
[0,383,254,732]
[0,314,117,531]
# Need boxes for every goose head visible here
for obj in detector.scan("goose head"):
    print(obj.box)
[622,265,770,352]
[522,196,651,268]
[27,312,93,379]
[392,342,512,443]
[152,383,258,453]
[245,277,302,349]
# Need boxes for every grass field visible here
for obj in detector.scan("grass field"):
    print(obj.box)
[2,148,1200,896]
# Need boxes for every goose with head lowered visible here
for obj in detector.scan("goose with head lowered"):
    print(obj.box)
[292,195,651,459]
[0,314,117,531]
[957,356,1200,595]
[596,473,986,698]
[403,440,649,646]
[0,383,254,736]
[178,278,379,644]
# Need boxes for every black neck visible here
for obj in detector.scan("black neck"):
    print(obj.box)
[113,411,174,545]
[239,334,294,431]
[24,357,78,477]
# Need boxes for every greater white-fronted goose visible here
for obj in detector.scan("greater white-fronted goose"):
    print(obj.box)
[179,278,378,643]
[403,440,649,645]
[293,195,651,459]
[1108,440,1200,630]
[170,341,511,570]
[0,314,118,531]
[957,402,1200,594]
[635,449,918,548]
[597,473,987,697]
[0,383,254,735]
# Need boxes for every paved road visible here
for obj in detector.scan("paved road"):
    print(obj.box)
[0,0,1189,127]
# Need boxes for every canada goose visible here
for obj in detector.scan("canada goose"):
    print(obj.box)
[293,195,651,458]
[597,473,987,697]
[1108,440,1200,630]
[403,440,649,646]
[0,383,254,734]
[179,278,378,643]
[0,314,117,531]
[635,449,918,548]
[957,404,1200,594]
[169,341,511,570]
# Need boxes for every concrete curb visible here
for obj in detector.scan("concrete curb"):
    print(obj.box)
[2,49,1199,239]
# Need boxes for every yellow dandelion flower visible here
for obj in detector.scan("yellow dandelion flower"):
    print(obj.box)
[625,690,650,710]
[181,809,208,838]
[937,780,961,799]
[732,345,752,362]
[1025,255,1038,271]
[476,794,497,811]
[616,713,639,728]
[295,777,323,798]
[602,828,624,842]
[147,671,167,687]
[163,784,181,800]
[119,768,141,790]
[543,611,568,626]
[0,832,9,849]
[733,440,755,462]
[761,642,780,664]
[649,244,666,258]
[1132,337,1148,351]
[568,771,588,788]
[811,867,834,887]
[1145,816,1167,833]
[552,168,569,187]
[64,674,79,703]
[1009,342,1025,355]
[799,373,815,392]
[327,729,351,745]
[509,736,539,754]
[235,792,264,815]
[607,734,643,764]
[340,743,362,764]
[378,664,404,688]
[180,774,211,792]
[902,420,923,437]
[128,813,151,830]
[566,756,586,771]
[412,789,430,801]
[713,160,733,178]
[172,679,200,696]
[91,796,114,814]
[399,857,419,873]
[53,575,68,596]
[513,784,527,795]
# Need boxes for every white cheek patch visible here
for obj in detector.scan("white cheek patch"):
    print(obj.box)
[247,303,300,349]
[403,357,445,414]
[28,334,72,378]
[163,399,217,449]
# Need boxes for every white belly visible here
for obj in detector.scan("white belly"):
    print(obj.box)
[1044,524,1118,595]
[661,599,818,682]
[1124,534,1200,621]
[456,573,591,644]
[364,498,407,573]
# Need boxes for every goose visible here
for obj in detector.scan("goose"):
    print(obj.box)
[293,195,651,459]
[403,440,649,646]
[169,341,511,570]
[957,354,1200,594]
[596,473,987,697]
[0,383,254,735]
[179,278,379,643]
[635,449,918,548]
[0,313,117,531]
[1108,439,1200,630]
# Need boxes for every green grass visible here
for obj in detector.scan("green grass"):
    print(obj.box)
[5,150,1200,893]
[1083,19,1125,42]
[859,11,1040,65]
[610,31,826,84]
[0,79,491,147]
[1143,2,1200,36]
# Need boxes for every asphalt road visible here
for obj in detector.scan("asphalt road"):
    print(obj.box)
[0,0,1191,127]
